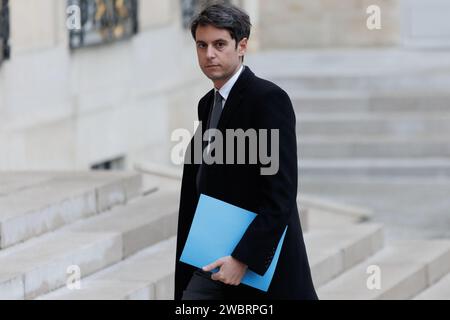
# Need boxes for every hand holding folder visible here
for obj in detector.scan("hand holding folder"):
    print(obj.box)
[180,194,287,292]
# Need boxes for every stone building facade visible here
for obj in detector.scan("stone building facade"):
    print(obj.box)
[0,0,449,171]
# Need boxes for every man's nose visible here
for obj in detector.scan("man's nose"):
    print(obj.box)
[206,45,216,59]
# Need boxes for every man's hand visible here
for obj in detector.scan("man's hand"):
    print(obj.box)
[203,256,248,286]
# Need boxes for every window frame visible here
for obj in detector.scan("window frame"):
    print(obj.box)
[68,0,139,51]
[0,0,10,65]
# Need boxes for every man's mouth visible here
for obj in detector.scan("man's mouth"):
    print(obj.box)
[206,65,220,68]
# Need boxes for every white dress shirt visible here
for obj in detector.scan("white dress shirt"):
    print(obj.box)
[206,65,244,154]
[214,64,245,109]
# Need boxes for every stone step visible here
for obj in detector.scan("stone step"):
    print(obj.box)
[296,113,450,137]
[317,240,450,300]
[135,163,375,232]
[413,273,450,300]
[298,158,450,177]
[275,70,450,92]
[37,237,177,300]
[305,224,384,287]
[249,49,450,82]
[68,189,179,258]
[306,207,361,229]
[299,193,373,229]
[292,91,370,113]
[0,173,55,196]
[0,172,145,249]
[134,162,183,194]
[0,230,122,300]
[136,166,364,233]
[369,91,450,113]
[35,224,383,300]
[298,176,450,241]
[0,189,178,300]
[291,91,450,114]
[298,138,450,158]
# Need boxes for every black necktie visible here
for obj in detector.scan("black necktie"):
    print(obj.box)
[196,91,223,195]
[208,92,224,133]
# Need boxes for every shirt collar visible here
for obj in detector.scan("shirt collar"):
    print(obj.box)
[215,64,245,101]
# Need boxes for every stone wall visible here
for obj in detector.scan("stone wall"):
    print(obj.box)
[0,0,212,171]
[258,0,401,49]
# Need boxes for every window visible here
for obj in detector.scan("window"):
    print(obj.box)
[180,0,231,29]
[68,0,138,50]
[0,0,10,65]
[91,156,126,171]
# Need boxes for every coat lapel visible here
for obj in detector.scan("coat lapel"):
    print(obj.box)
[217,66,254,131]
[199,89,215,132]
[195,65,255,172]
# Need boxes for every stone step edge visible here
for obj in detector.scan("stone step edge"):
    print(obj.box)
[317,240,450,300]
[413,273,450,300]
[36,237,177,301]
[0,190,178,299]
[36,225,384,300]
[307,224,384,287]
[0,172,145,250]
[299,193,372,222]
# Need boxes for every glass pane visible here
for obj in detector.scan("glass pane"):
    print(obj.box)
[180,0,231,29]
[68,0,138,50]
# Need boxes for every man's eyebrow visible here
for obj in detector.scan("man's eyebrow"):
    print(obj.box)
[196,39,229,44]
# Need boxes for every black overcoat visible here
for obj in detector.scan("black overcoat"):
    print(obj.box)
[174,66,318,300]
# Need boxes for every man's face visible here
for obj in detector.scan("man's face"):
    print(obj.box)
[195,24,247,89]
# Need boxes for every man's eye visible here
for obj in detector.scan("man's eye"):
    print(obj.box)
[197,43,206,49]
[216,43,225,49]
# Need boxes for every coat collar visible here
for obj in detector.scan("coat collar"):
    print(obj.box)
[200,66,254,131]
[215,64,244,102]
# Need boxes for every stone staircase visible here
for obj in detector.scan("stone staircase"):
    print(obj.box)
[0,171,155,299]
[256,50,450,248]
[0,168,447,300]
[292,90,450,178]
[318,240,450,300]
[2,50,450,300]
[413,273,450,300]
[0,172,143,249]
[247,50,450,179]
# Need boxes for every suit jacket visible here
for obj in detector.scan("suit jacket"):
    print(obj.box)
[174,66,318,300]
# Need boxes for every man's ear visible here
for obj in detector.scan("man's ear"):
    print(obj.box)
[238,38,248,58]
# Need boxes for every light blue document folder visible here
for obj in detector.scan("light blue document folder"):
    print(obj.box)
[180,194,287,292]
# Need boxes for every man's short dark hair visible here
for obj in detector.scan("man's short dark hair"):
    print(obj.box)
[190,3,252,48]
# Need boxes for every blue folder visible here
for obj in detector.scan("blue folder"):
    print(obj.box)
[180,194,287,292]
